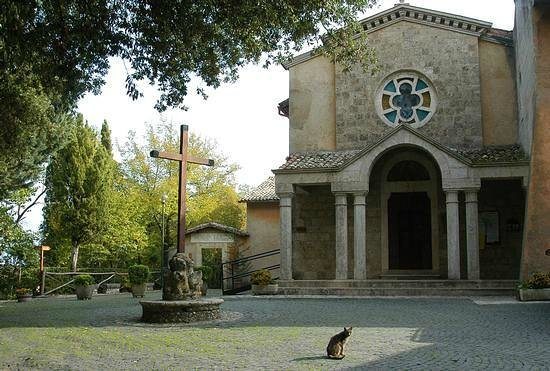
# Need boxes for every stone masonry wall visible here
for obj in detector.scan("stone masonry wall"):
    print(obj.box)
[514,0,536,154]
[479,179,525,279]
[336,21,482,150]
[292,185,335,279]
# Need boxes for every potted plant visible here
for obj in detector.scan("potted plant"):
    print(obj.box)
[128,264,149,298]
[251,269,278,295]
[15,288,33,302]
[195,266,213,296]
[518,272,550,301]
[74,274,95,300]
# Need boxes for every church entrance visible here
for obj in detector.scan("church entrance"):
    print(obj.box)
[388,192,432,269]
[379,148,441,275]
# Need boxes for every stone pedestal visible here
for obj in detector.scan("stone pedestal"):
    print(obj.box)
[140,298,224,323]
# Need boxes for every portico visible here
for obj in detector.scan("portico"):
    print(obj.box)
[274,125,529,282]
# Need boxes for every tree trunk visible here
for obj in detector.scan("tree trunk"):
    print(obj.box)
[71,244,79,272]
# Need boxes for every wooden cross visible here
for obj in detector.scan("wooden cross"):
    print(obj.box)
[150,124,214,254]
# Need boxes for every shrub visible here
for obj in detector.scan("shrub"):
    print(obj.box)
[128,265,149,285]
[525,272,550,289]
[74,274,95,286]
[119,275,132,293]
[251,269,274,286]
[15,288,31,296]
[195,266,213,282]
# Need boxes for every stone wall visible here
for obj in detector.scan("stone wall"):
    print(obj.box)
[514,0,537,154]
[479,40,518,146]
[245,202,280,275]
[289,56,336,153]
[292,185,336,279]
[520,1,550,280]
[478,179,525,279]
[335,21,483,151]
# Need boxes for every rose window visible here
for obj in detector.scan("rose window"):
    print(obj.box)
[376,72,436,128]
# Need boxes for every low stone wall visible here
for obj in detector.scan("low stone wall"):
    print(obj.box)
[140,299,223,323]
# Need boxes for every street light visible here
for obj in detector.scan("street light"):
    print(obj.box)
[161,194,168,289]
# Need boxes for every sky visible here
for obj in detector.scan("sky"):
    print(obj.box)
[22,0,515,231]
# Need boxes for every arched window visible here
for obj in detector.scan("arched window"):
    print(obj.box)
[387,160,430,181]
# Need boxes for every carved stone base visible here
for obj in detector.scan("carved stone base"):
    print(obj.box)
[140,298,224,323]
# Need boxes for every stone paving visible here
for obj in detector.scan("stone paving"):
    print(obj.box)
[0,292,549,370]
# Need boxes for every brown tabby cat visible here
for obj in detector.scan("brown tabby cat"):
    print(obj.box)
[326,327,353,359]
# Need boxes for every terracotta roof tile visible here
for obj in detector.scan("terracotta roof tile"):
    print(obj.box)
[454,145,528,164]
[241,177,279,202]
[186,222,249,236]
[279,150,361,171]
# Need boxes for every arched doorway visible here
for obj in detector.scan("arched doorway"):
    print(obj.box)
[379,149,440,274]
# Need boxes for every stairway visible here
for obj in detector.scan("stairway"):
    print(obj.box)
[277,279,518,296]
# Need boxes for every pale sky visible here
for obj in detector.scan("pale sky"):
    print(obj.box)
[23,0,515,231]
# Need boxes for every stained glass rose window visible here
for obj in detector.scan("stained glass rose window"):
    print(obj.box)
[376,72,436,128]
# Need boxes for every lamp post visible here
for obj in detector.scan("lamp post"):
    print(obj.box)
[35,245,50,295]
[161,194,168,289]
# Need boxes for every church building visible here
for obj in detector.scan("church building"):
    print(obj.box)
[242,1,549,294]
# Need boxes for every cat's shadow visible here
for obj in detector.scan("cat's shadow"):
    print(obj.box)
[292,355,328,362]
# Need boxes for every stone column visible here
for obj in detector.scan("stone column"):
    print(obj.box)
[353,193,367,280]
[279,193,294,280]
[334,193,348,280]
[445,190,460,279]
[465,190,480,280]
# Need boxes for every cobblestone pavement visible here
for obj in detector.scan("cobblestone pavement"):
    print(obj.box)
[0,293,549,370]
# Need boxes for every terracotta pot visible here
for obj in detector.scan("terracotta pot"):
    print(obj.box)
[252,284,278,295]
[518,288,550,301]
[17,294,32,303]
[131,283,147,298]
[75,285,94,300]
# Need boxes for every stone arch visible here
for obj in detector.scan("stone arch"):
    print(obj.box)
[334,127,475,192]
[375,148,442,273]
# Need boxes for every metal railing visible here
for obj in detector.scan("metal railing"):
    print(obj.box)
[221,249,280,295]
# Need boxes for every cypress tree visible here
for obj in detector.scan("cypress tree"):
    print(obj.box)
[42,115,111,271]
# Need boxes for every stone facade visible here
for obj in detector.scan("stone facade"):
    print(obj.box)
[516,0,550,280]
[258,3,539,288]
[292,185,335,279]
[336,21,483,151]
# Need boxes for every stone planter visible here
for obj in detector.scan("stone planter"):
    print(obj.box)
[252,284,278,295]
[17,294,32,303]
[518,288,550,301]
[75,285,94,300]
[132,283,147,298]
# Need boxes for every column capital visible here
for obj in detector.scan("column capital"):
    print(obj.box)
[444,190,459,204]
[464,189,479,203]
[277,191,294,199]
[353,192,367,206]
[334,193,348,205]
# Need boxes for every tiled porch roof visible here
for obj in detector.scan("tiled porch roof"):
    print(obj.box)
[186,222,249,237]
[279,150,361,171]
[241,177,279,202]
[454,145,528,164]
[276,144,528,172]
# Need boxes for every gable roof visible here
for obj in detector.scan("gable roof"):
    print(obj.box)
[273,125,529,174]
[186,222,249,237]
[240,177,279,202]
[283,3,511,69]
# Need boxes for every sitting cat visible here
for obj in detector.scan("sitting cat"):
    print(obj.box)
[326,327,353,359]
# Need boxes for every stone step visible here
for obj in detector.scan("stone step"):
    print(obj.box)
[277,286,517,297]
[278,280,517,289]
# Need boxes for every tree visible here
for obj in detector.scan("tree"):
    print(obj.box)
[2,1,377,111]
[42,115,113,271]
[1,1,378,200]
[0,71,67,199]
[118,121,245,265]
